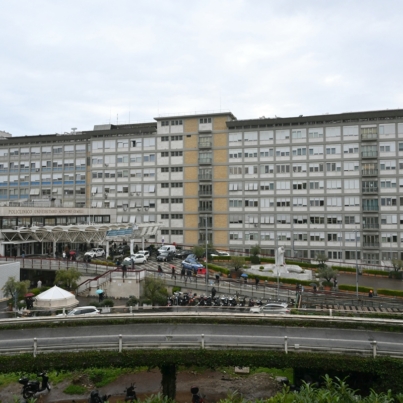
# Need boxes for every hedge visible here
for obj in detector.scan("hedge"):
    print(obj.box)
[1,350,403,394]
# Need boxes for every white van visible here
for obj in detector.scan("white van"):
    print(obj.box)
[157,245,177,255]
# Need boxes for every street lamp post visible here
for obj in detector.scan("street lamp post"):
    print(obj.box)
[205,214,209,290]
[355,226,359,299]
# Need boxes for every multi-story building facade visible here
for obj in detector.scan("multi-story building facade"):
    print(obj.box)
[1,108,403,265]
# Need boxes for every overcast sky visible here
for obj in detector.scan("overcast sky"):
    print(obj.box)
[1,0,403,136]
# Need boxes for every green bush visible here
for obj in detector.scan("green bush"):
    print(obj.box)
[102,299,114,307]
[388,271,403,280]
[63,384,87,394]
[338,284,371,293]
[377,289,403,298]
[172,286,181,293]
[126,297,138,306]
[250,255,261,264]
[364,269,389,276]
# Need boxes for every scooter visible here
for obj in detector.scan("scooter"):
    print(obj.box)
[191,386,205,403]
[88,389,111,403]
[124,383,137,402]
[19,371,51,399]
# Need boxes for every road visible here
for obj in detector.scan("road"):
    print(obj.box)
[0,322,401,356]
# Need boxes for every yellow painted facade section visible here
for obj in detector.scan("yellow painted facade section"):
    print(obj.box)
[184,150,198,165]
[185,230,199,245]
[214,231,228,245]
[214,214,228,228]
[184,134,198,148]
[184,118,198,133]
[213,166,228,180]
[213,182,228,196]
[213,116,229,131]
[213,132,228,147]
[184,166,198,181]
[185,214,199,228]
[213,198,228,211]
[184,182,198,197]
[213,149,228,164]
[184,198,198,212]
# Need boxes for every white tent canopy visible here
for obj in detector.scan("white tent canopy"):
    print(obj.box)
[34,285,79,310]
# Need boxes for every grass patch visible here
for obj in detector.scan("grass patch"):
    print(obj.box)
[250,367,294,383]
[86,367,134,388]
[63,384,88,394]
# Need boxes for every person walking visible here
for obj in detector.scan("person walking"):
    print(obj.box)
[186,268,192,283]
[369,289,373,298]
[158,265,163,277]
[211,287,217,298]
[255,277,260,290]
[215,273,220,285]
[131,258,135,271]
[37,279,42,288]
[180,266,185,280]
[122,264,127,279]
[171,265,176,279]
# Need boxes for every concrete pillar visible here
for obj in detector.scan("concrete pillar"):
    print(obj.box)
[105,242,109,258]
[53,241,57,258]
[0,243,5,256]
[130,239,134,255]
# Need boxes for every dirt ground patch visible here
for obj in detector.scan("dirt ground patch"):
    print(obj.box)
[0,369,282,403]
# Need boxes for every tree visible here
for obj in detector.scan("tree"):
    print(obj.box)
[2,277,30,302]
[230,256,245,272]
[391,259,403,272]
[192,245,205,259]
[54,268,81,290]
[143,277,168,306]
[317,265,338,283]
[250,244,261,264]
[316,253,328,270]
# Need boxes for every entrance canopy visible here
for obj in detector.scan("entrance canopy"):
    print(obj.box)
[1,223,161,244]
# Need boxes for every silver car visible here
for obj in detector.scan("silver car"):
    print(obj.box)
[250,302,290,314]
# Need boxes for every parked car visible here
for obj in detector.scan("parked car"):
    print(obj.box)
[84,248,105,258]
[157,251,175,262]
[175,249,193,259]
[116,245,130,254]
[157,245,177,255]
[250,302,290,314]
[210,251,230,257]
[123,253,148,264]
[57,306,100,317]
[138,250,150,258]
[181,258,204,272]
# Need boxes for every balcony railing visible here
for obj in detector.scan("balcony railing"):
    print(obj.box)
[362,187,379,193]
[198,158,212,165]
[198,222,213,228]
[361,133,378,141]
[198,141,212,148]
[363,242,380,248]
[362,223,379,230]
[198,206,212,212]
[362,169,378,176]
[198,190,212,196]
[362,206,379,211]
[198,174,212,181]
[361,151,378,158]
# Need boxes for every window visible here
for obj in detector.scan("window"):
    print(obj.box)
[308,128,324,138]
[381,214,397,224]
[276,198,291,207]
[327,197,342,207]
[277,214,290,224]
[244,183,258,191]
[131,139,142,147]
[161,214,169,219]
[161,136,169,142]
[161,167,169,172]
[345,216,359,224]
[260,164,274,174]
[244,149,258,158]
[380,179,396,188]
[229,149,242,159]
[171,198,183,203]
[344,197,360,207]
[229,132,242,142]
[171,182,183,188]
[275,147,290,157]
[326,162,341,172]
[293,215,308,224]
[171,166,183,172]
[292,147,307,156]
[293,198,307,207]
[379,142,395,153]
[117,139,129,148]
[343,126,359,138]
[294,232,308,241]
[261,215,275,224]
[309,181,324,189]
[161,198,169,204]
[276,130,290,140]
[161,183,169,188]
[161,152,169,157]
[326,127,341,138]
[230,215,243,223]
[310,216,325,224]
[380,160,396,171]
[260,181,274,190]
[260,131,274,141]
[309,163,324,173]
[171,151,182,157]
[344,179,359,189]
[276,181,290,190]
[161,229,170,235]
[171,229,183,235]
[199,118,211,123]
[292,129,306,139]
[171,120,183,126]
[244,132,258,141]
[326,145,341,155]
[144,154,155,162]
[343,144,359,154]
[381,197,397,206]
[276,164,290,173]
[310,198,325,207]
[230,166,243,175]
[230,231,243,240]
[293,163,307,173]
[245,199,258,207]
[344,161,359,172]
[327,180,342,189]
[161,121,169,126]
[309,146,324,155]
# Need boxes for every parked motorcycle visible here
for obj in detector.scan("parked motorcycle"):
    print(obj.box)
[191,386,205,403]
[88,389,111,403]
[220,295,229,306]
[228,295,238,307]
[19,371,51,399]
[124,383,137,402]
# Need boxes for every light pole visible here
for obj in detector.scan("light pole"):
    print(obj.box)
[355,226,358,299]
[205,214,209,289]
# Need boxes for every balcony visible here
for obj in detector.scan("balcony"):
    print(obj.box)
[361,133,378,141]
[198,174,212,181]
[362,206,379,212]
[361,151,378,159]
[198,206,212,212]
[198,190,212,197]
[198,157,212,165]
[362,223,379,230]
[362,186,378,193]
[363,242,380,248]
[198,222,212,229]
[198,140,212,149]
[362,169,378,176]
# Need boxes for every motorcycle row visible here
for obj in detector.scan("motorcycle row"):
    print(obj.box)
[18,371,137,402]
[167,291,275,308]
